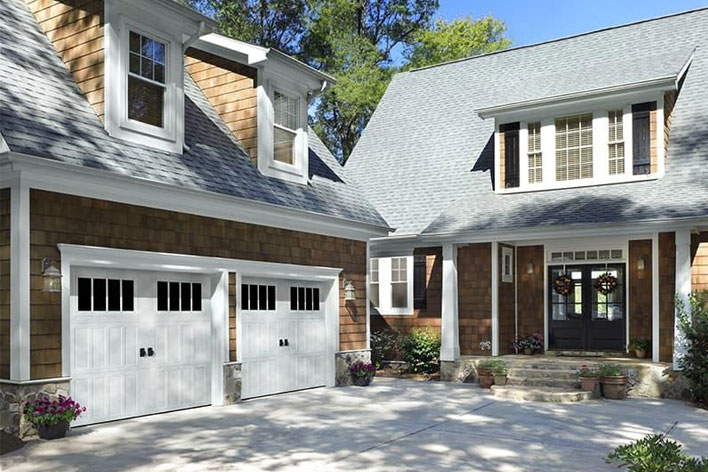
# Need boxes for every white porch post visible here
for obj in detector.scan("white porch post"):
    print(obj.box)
[10,177,30,381]
[674,228,691,370]
[491,241,499,357]
[440,243,459,361]
[651,233,660,363]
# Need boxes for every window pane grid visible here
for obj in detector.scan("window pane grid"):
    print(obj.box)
[240,284,276,311]
[157,280,203,312]
[555,114,593,181]
[608,110,625,175]
[78,277,135,312]
[527,122,542,183]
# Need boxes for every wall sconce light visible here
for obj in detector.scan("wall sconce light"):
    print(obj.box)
[343,279,356,301]
[637,256,646,272]
[526,262,534,275]
[41,258,62,293]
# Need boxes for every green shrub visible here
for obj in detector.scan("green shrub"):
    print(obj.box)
[478,359,507,374]
[400,328,440,373]
[370,330,401,367]
[606,425,708,471]
[677,291,708,405]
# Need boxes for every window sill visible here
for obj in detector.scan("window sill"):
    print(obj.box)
[498,172,661,195]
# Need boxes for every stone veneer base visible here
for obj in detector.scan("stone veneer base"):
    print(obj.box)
[223,362,242,405]
[0,379,71,440]
[335,350,371,386]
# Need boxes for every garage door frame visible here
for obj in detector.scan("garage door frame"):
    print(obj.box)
[59,244,341,414]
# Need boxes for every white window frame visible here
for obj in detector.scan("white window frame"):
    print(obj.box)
[527,121,542,184]
[105,2,184,153]
[257,73,309,185]
[370,256,413,315]
[608,109,626,175]
[501,247,513,283]
[370,258,379,308]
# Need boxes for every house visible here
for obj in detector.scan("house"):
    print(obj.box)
[0,0,391,436]
[346,9,708,377]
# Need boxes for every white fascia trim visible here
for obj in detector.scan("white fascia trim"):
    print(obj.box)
[491,241,499,356]
[6,153,390,241]
[476,76,676,119]
[58,244,343,281]
[0,131,9,154]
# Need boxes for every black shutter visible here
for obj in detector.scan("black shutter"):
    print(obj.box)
[632,102,654,175]
[413,255,427,310]
[501,122,520,188]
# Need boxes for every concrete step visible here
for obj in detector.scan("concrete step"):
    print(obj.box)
[490,385,594,403]
[508,368,579,380]
[517,362,584,371]
[506,376,580,389]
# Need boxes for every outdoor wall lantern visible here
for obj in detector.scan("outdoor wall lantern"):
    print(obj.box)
[343,279,356,301]
[526,262,534,275]
[637,256,646,272]
[41,258,62,293]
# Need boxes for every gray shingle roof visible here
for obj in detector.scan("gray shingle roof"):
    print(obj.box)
[0,0,388,230]
[346,9,708,235]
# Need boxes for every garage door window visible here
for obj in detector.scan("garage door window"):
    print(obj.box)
[241,284,276,311]
[157,281,202,312]
[290,286,320,311]
[78,277,134,312]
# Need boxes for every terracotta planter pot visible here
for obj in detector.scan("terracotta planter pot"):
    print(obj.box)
[493,373,507,386]
[580,376,599,392]
[477,367,494,388]
[523,348,533,356]
[352,375,372,387]
[37,420,69,440]
[634,349,647,359]
[601,376,628,399]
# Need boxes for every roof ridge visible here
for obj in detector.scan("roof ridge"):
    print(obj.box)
[409,6,708,73]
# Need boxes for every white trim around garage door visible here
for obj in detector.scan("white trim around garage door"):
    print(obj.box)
[58,244,342,409]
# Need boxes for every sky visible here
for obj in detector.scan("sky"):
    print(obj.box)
[437,0,708,48]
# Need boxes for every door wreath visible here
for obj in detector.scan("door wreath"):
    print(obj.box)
[553,274,574,296]
[594,272,618,295]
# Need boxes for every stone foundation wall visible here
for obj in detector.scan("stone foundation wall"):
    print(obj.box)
[223,362,242,405]
[335,349,371,386]
[0,379,70,440]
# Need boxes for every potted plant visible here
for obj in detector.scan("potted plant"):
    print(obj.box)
[512,333,543,355]
[577,365,600,392]
[349,361,376,386]
[23,394,85,440]
[629,338,650,359]
[477,360,496,388]
[598,363,628,400]
[491,361,509,386]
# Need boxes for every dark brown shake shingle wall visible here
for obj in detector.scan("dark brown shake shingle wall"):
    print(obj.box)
[458,243,492,355]
[629,240,653,350]
[516,245,544,346]
[659,232,675,363]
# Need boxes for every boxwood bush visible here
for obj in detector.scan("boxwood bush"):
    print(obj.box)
[400,328,440,374]
[677,291,708,406]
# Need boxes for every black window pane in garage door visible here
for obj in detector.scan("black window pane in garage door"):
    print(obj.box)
[249,284,258,310]
[78,278,92,311]
[169,282,180,311]
[193,283,202,311]
[258,285,267,310]
[290,286,297,310]
[181,282,191,311]
[267,285,275,310]
[108,279,121,311]
[306,288,313,311]
[298,287,305,310]
[93,279,106,311]
[313,288,320,311]
[157,281,168,311]
[241,284,249,310]
[122,280,135,311]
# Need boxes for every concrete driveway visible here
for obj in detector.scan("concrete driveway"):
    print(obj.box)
[3,378,707,472]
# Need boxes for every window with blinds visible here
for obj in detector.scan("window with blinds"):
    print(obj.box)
[555,114,593,181]
[273,91,299,165]
[608,110,625,175]
[527,122,542,183]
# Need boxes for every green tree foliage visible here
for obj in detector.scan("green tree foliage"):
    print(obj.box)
[404,16,511,70]
[677,291,708,405]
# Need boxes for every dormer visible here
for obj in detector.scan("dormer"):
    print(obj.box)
[190,34,334,185]
[103,0,216,153]
[477,57,691,194]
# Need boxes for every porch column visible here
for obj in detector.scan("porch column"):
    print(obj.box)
[652,233,660,362]
[440,243,459,361]
[674,228,691,370]
[10,177,30,380]
[491,241,499,356]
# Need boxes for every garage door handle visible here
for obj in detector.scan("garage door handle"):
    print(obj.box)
[147,347,155,357]
[284,339,289,347]
[279,339,284,347]
[140,348,146,358]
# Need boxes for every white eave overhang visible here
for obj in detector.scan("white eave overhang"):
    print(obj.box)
[475,75,678,121]
[193,33,335,92]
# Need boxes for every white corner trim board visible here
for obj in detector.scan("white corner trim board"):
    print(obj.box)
[10,176,30,381]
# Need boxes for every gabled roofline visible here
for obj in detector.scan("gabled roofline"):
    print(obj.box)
[409,6,708,74]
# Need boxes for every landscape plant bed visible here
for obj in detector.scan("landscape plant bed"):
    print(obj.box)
[375,368,440,381]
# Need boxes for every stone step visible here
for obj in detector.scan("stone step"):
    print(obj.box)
[516,362,585,371]
[490,385,595,403]
[508,368,579,380]
[506,376,580,389]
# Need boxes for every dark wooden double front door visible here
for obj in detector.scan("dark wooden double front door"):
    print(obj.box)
[548,264,626,351]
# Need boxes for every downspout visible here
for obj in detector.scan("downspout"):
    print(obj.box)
[183,21,207,53]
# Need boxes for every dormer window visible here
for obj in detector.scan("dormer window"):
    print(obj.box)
[527,122,542,183]
[555,114,593,181]
[608,110,625,175]
[128,31,166,128]
[273,91,299,165]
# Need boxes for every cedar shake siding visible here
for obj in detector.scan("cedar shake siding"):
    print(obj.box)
[29,190,367,379]
[691,232,708,292]
[629,240,653,350]
[516,245,544,343]
[659,232,676,363]
[25,0,105,121]
[371,247,442,336]
[458,243,492,355]
[185,48,258,161]
[0,189,10,379]
[498,244,515,355]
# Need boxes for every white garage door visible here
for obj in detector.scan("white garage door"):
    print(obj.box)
[241,277,327,399]
[70,268,212,425]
